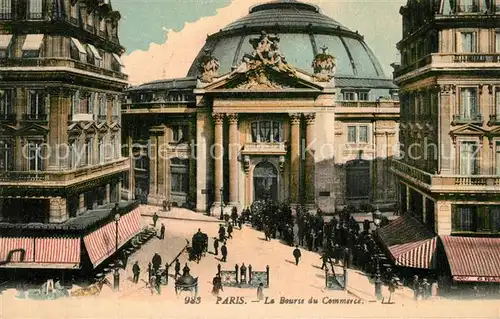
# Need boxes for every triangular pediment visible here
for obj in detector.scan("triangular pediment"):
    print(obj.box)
[17,123,48,136]
[0,124,17,136]
[450,124,487,137]
[83,122,98,134]
[109,122,120,132]
[489,126,500,136]
[97,121,109,133]
[202,66,323,92]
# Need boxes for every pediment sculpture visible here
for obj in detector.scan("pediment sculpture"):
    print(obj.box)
[312,45,336,82]
[198,49,220,83]
[233,31,296,89]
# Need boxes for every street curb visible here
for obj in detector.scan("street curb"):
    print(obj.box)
[346,288,375,303]
[141,213,222,223]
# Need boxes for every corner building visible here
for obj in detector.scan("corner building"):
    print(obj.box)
[0,0,141,272]
[122,0,400,214]
[391,0,500,291]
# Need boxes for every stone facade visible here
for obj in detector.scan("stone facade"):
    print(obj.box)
[393,0,500,235]
[0,0,129,224]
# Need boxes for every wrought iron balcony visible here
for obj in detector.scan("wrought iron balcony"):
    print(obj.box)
[453,54,500,63]
[0,58,128,80]
[391,159,433,185]
[22,113,47,121]
[452,114,482,125]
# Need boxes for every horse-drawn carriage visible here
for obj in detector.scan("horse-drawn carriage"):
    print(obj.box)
[188,230,208,263]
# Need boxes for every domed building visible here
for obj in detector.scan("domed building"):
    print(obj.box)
[121,0,400,214]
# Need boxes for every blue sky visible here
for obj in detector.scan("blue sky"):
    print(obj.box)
[116,0,406,84]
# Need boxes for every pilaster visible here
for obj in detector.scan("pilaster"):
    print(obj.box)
[289,113,301,204]
[196,112,212,212]
[227,113,239,207]
[436,200,452,235]
[148,132,158,204]
[304,113,315,204]
[213,113,224,207]
[49,196,68,223]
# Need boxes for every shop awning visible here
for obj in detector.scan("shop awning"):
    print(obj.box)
[86,43,102,60]
[83,208,142,267]
[441,236,500,283]
[112,53,124,66]
[22,34,44,51]
[0,34,13,50]
[0,236,80,268]
[71,37,86,55]
[375,215,437,269]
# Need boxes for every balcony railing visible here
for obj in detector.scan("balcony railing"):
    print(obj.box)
[0,158,129,183]
[0,58,128,80]
[391,159,433,185]
[22,113,47,121]
[457,4,479,13]
[488,114,500,125]
[0,13,12,20]
[241,142,287,155]
[452,114,482,125]
[453,54,500,63]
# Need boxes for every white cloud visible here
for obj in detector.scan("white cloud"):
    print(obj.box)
[122,0,405,85]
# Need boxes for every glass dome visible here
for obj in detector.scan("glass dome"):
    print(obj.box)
[187,0,387,80]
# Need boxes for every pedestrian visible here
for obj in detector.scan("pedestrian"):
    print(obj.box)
[218,224,226,242]
[320,251,329,270]
[174,259,181,279]
[221,242,227,262]
[153,212,159,228]
[155,271,162,294]
[431,280,439,299]
[422,278,431,300]
[293,245,301,265]
[227,223,233,239]
[231,207,238,226]
[388,278,396,303]
[257,283,264,301]
[149,274,156,295]
[159,223,165,239]
[212,274,223,295]
[152,253,162,273]
[213,237,219,255]
[132,261,140,284]
[238,216,243,229]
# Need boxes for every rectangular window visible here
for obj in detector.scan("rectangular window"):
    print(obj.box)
[28,0,42,19]
[70,37,86,62]
[98,138,104,164]
[495,90,500,120]
[461,32,476,53]
[86,44,102,67]
[359,126,368,143]
[0,89,12,117]
[358,92,369,101]
[27,90,45,119]
[69,142,76,169]
[27,142,43,171]
[0,140,13,171]
[460,87,478,119]
[343,92,356,101]
[0,0,11,19]
[109,136,115,159]
[99,95,106,116]
[0,34,12,58]
[491,206,500,233]
[22,34,44,58]
[85,138,93,165]
[458,0,477,12]
[347,126,357,143]
[454,206,476,232]
[460,141,479,175]
[251,122,258,142]
[496,32,500,53]
[171,172,188,193]
[496,142,500,175]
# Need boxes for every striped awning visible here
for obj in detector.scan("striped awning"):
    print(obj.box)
[0,237,80,268]
[0,34,13,50]
[441,236,500,283]
[22,34,44,51]
[83,208,142,267]
[375,214,437,269]
[389,238,437,269]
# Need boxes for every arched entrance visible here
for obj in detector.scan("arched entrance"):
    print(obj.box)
[253,161,278,202]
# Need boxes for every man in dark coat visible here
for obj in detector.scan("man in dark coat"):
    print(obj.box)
[238,216,243,229]
[293,245,301,265]
[218,224,226,242]
[174,259,181,279]
[213,237,219,255]
[221,242,228,262]
[231,207,238,226]
[320,251,329,270]
[132,261,140,284]
[159,223,165,239]
[152,253,162,273]
[227,223,233,239]
[153,212,159,228]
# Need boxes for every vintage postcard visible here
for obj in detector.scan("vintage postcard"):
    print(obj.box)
[0,0,499,318]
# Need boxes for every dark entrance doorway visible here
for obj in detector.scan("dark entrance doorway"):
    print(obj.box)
[253,161,278,202]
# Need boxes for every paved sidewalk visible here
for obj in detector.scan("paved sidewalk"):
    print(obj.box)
[139,205,221,223]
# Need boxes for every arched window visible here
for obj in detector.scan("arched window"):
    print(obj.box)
[251,120,283,143]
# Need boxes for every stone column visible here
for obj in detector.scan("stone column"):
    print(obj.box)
[227,113,239,207]
[78,193,85,214]
[289,113,301,204]
[439,85,454,174]
[196,112,212,212]
[127,132,135,200]
[213,113,224,205]
[156,127,167,201]
[304,113,315,204]
[148,133,158,204]
[47,88,70,170]
[373,131,386,203]
[105,184,111,204]
[116,179,122,201]
[49,197,68,223]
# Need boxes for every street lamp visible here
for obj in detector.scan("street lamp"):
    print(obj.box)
[113,212,120,291]
[372,206,382,229]
[374,255,383,300]
[219,187,224,220]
